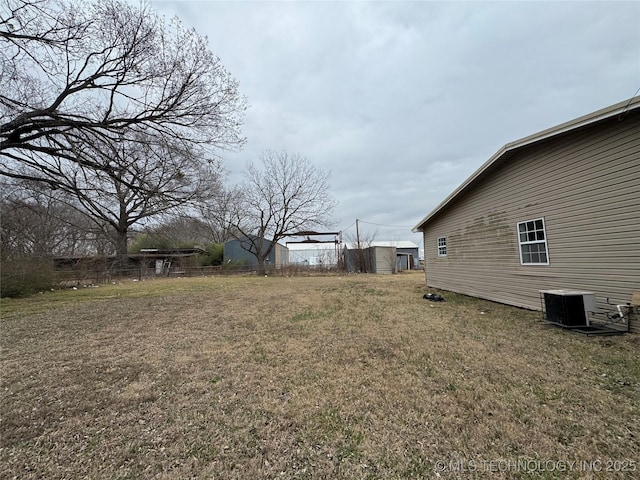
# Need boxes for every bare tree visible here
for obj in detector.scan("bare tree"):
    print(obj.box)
[216,150,338,274]
[34,130,226,262]
[196,187,244,243]
[0,0,246,186]
[344,227,378,273]
[0,181,100,260]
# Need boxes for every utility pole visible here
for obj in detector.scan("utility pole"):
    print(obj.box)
[355,218,366,273]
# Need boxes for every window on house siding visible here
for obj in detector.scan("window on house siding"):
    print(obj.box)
[517,218,549,265]
[437,237,447,257]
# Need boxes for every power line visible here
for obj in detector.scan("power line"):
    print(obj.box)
[620,86,640,118]
[341,220,356,232]
[357,219,416,229]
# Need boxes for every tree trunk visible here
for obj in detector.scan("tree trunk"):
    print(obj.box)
[256,259,266,276]
[114,227,129,274]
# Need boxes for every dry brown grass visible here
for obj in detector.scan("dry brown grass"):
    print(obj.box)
[1,272,638,479]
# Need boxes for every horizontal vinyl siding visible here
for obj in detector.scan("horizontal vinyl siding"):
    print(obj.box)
[423,112,640,332]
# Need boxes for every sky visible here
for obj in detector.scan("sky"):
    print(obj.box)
[152,0,640,248]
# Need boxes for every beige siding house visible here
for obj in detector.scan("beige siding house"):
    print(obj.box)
[413,97,640,332]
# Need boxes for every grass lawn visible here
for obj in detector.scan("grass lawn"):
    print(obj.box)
[1,272,638,479]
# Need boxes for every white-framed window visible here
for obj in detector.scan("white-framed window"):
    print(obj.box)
[517,218,549,265]
[437,236,447,257]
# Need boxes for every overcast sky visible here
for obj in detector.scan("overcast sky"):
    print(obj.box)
[152,0,639,247]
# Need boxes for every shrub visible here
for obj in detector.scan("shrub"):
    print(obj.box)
[199,243,223,266]
[0,257,57,298]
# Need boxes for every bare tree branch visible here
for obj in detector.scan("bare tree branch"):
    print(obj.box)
[210,150,338,273]
[0,0,246,186]
[1,180,108,259]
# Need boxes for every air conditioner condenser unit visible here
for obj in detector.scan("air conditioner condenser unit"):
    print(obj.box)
[540,290,596,327]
